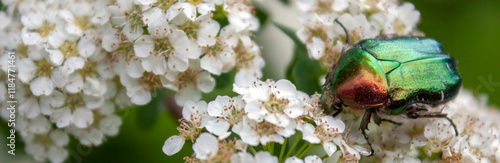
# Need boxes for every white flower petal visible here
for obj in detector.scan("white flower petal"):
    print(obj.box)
[100,114,122,136]
[62,57,85,75]
[20,13,44,29]
[163,136,185,156]
[232,118,259,146]
[307,37,325,60]
[143,54,167,75]
[230,152,255,163]
[18,58,36,83]
[21,30,42,45]
[30,76,54,96]
[134,35,154,58]
[91,7,110,25]
[29,116,51,134]
[175,87,201,106]
[304,155,322,163]
[167,3,196,25]
[129,87,152,105]
[197,3,215,15]
[219,47,236,72]
[274,79,298,98]
[197,18,220,46]
[102,33,121,52]
[19,97,40,118]
[187,40,202,59]
[323,142,337,156]
[193,133,219,160]
[80,128,104,146]
[235,68,261,89]
[83,95,104,110]
[285,157,304,163]
[126,58,145,78]
[47,28,67,48]
[321,116,345,133]
[200,55,223,75]
[39,91,65,115]
[142,7,165,27]
[206,118,230,136]
[65,73,84,93]
[83,77,107,97]
[50,130,69,146]
[46,49,65,66]
[245,101,266,122]
[255,151,278,163]
[51,108,72,128]
[51,67,68,88]
[137,0,157,5]
[168,54,188,72]
[122,24,143,41]
[73,108,94,128]
[65,23,83,37]
[47,146,68,163]
[207,96,232,117]
[198,72,216,93]
[299,123,320,144]
[78,37,96,58]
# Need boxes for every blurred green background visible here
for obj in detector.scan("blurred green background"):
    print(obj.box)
[409,0,500,108]
[2,0,500,162]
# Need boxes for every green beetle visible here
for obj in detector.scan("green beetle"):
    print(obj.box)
[321,21,461,156]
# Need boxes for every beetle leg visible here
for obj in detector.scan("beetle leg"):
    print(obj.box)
[407,103,432,112]
[373,111,403,126]
[331,101,343,117]
[360,109,375,156]
[406,111,459,136]
[331,108,342,117]
[381,119,403,126]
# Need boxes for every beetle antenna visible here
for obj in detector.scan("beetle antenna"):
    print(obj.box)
[334,19,349,45]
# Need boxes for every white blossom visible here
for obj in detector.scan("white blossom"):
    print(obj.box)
[163,136,186,156]
[193,133,219,160]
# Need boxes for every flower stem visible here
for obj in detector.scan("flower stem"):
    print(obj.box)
[263,144,268,151]
[249,145,257,155]
[279,138,288,162]
[297,144,315,158]
[321,154,329,160]
[270,143,274,155]
[284,132,302,159]
[295,142,310,157]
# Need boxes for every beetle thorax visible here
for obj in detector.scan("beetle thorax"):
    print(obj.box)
[336,68,388,108]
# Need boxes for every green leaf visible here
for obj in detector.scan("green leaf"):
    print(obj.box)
[280,0,290,5]
[135,89,164,130]
[213,5,229,28]
[142,26,149,35]
[289,46,326,94]
[274,22,327,95]
[203,69,238,102]
[255,7,268,30]
[273,22,306,51]
[213,68,236,89]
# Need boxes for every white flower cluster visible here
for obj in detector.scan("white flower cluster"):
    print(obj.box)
[350,90,500,163]
[0,0,262,162]
[164,78,500,162]
[164,79,365,162]
[426,91,500,162]
[296,0,421,67]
